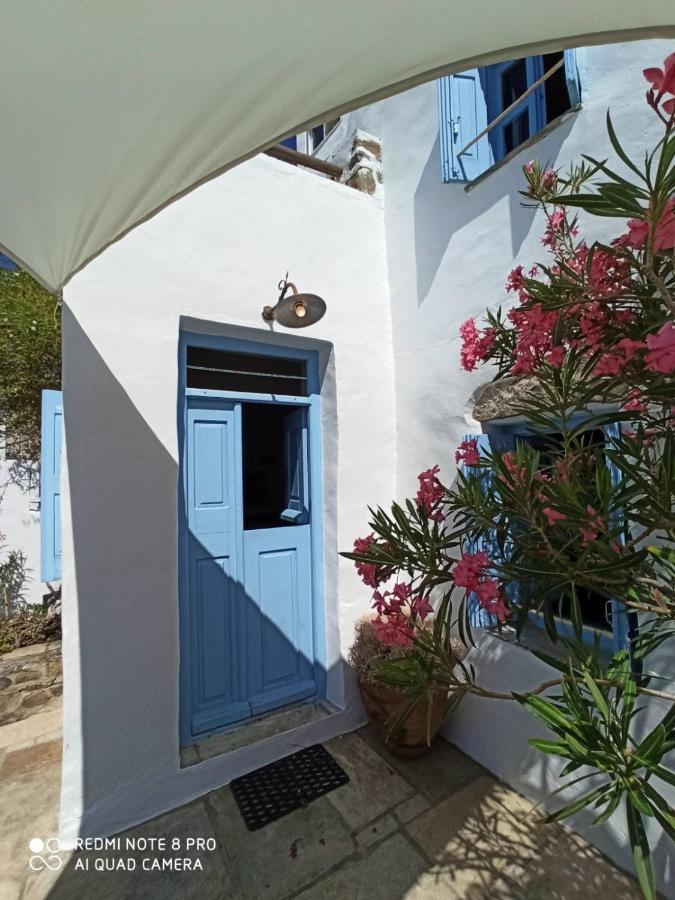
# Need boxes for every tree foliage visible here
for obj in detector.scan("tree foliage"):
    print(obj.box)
[0,271,61,460]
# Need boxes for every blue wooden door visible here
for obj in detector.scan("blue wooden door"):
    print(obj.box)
[40,389,62,583]
[185,399,316,737]
[186,400,249,734]
[243,406,315,715]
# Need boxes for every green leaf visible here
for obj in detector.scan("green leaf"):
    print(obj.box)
[528,738,573,757]
[541,785,609,824]
[606,110,646,181]
[626,801,656,900]
[582,670,610,726]
[519,694,572,735]
[634,725,666,765]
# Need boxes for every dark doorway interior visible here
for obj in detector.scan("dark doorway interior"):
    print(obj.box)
[242,404,287,530]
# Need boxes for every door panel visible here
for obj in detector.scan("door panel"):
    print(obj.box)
[186,403,249,734]
[244,524,315,715]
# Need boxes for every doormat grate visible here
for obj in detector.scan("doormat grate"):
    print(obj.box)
[230,743,349,831]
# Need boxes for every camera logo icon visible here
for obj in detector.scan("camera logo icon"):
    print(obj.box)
[29,837,63,872]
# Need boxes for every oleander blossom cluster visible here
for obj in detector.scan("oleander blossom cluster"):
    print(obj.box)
[460,60,675,382]
[451,551,509,623]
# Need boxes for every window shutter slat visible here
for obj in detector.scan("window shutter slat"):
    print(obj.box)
[564,49,581,107]
[40,389,62,583]
[438,70,491,182]
[602,422,629,651]
[461,433,498,627]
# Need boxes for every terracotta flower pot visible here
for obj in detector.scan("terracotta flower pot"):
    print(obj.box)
[357,677,450,758]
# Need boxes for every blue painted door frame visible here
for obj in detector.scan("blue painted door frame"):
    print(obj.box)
[178,332,326,745]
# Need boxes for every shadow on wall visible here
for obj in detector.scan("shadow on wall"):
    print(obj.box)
[413,117,576,306]
[60,309,345,846]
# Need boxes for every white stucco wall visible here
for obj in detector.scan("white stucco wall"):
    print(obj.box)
[321,38,675,894]
[0,453,42,607]
[59,154,395,840]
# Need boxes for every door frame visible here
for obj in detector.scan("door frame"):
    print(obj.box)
[177,330,326,746]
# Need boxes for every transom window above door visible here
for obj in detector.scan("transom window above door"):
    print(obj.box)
[438,49,581,182]
[187,346,308,396]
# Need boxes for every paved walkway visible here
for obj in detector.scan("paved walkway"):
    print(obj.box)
[0,698,642,899]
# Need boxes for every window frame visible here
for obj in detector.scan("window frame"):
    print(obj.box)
[481,416,630,653]
[483,56,547,163]
[438,49,581,183]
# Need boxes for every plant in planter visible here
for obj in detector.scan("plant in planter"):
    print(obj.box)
[349,614,465,757]
[344,53,675,899]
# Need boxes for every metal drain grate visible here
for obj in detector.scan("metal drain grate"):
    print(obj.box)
[230,743,349,831]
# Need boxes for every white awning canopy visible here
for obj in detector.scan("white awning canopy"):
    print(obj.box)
[1,3,673,292]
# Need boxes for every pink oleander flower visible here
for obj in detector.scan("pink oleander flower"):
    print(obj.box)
[475,578,499,605]
[545,346,565,368]
[390,581,412,608]
[623,198,675,253]
[455,438,480,467]
[580,505,605,546]
[499,450,527,485]
[595,336,645,377]
[460,319,496,372]
[452,550,491,592]
[353,535,392,588]
[416,465,445,521]
[594,354,624,377]
[371,615,414,647]
[523,160,535,175]
[476,584,510,624]
[543,507,567,526]
[410,594,434,620]
[541,209,566,248]
[622,389,648,414]
[645,322,675,374]
[371,590,388,616]
[644,52,675,115]
[616,338,645,361]
[541,168,557,189]
[460,318,480,371]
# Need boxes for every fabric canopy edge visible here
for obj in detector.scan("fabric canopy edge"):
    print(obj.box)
[9,23,675,295]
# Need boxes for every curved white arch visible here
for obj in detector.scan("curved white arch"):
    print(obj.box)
[0,2,673,291]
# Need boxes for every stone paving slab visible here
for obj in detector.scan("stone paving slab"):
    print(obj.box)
[208,785,355,899]
[0,698,61,749]
[294,832,452,900]
[358,724,485,802]
[0,738,61,893]
[404,774,557,895]
[322,731,415,830]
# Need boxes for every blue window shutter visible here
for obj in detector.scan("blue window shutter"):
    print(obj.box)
[564,50,581,107]
[40,389,63,582]
[438,70,491,182]
[280,135,297,150]
[461,433,499,627]
[602,422,629,651]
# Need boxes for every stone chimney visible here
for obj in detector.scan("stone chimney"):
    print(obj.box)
[342,130,383,198]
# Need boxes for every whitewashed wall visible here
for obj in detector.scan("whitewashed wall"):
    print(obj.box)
[0,453,42,608]
[320,38,675,895]
[59,154,394,840]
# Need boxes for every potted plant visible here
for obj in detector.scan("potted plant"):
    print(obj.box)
[349,613,466,757]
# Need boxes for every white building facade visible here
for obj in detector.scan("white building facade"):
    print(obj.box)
[59,37,674,893]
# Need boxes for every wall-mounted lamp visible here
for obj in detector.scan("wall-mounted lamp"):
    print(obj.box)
[262,274,326,328]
